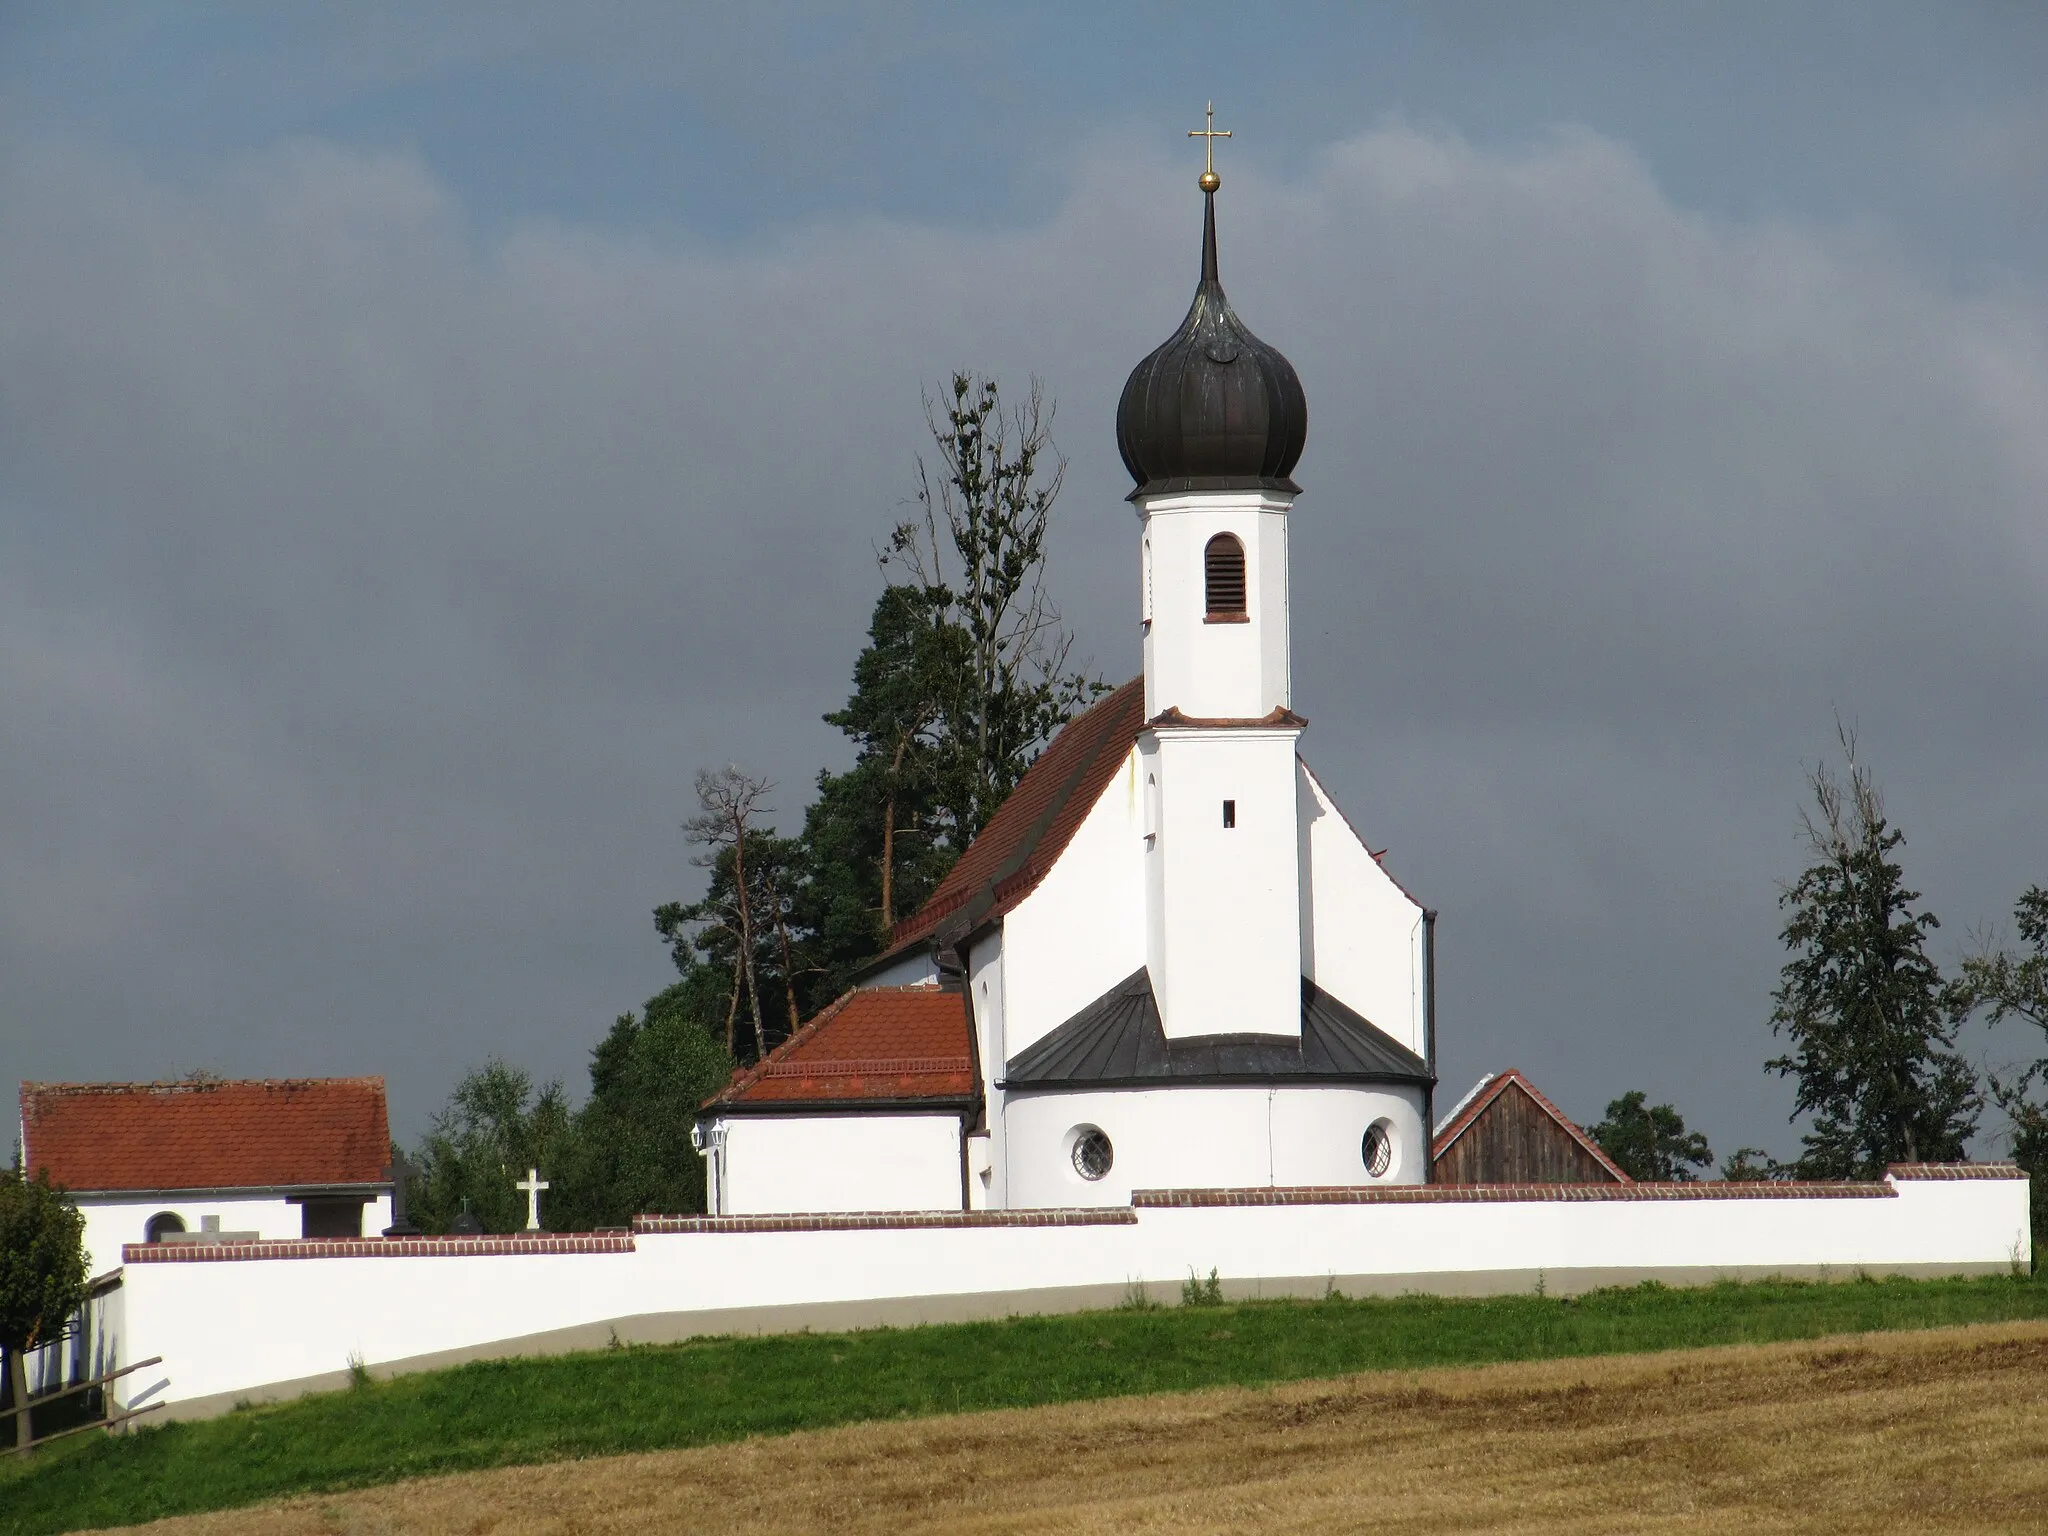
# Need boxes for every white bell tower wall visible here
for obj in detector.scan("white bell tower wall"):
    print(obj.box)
[1138,488,1293,721]
[1134,484,1307,1041]
[1142,721,1305,1039]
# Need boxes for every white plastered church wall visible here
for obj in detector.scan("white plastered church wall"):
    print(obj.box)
[713,1115,963,1215]
[1003,1085,1426,1208]
[860,948,941,988]
[995,748,1148,1061]
[1297,762,1430,1056]
[966,932,1008,1210]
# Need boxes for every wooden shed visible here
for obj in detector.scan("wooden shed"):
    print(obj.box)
[1431,1069,1630,1185]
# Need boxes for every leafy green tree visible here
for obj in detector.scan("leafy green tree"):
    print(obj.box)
[1718,1147,1784,1182]
[411,1060,575,1235]
[1955,885,2048,1245]
[0,1168,88,1455]
[555,984,734,1227]
[1767,732,1979,1178]
[1589,1091,1714,1182]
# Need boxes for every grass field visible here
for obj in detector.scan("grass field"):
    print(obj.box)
[116,1319,2048,1534]
[6,1272,2048,1533]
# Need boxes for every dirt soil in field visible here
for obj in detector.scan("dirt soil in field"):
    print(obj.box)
[113,1321,2048,1535]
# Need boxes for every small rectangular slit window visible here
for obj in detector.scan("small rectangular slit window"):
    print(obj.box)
[1222,799,1236,829]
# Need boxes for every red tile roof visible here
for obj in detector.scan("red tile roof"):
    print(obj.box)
[1430,1069,1632,1184]
[888,677,1145,954]
[707,987,975,1110]
[20,1078,391,1193]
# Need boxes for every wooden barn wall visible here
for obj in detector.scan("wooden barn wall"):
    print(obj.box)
[1434,1082,1621,1184]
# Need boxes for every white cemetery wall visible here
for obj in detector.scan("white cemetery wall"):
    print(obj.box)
[109,1170,2027,1422]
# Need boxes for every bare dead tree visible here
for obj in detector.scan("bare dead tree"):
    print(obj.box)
[685,766,774,1060]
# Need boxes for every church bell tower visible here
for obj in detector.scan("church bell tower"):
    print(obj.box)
[1116,119,1311,1042]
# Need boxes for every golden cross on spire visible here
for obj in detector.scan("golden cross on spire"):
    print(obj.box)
[1188,101,1230,193]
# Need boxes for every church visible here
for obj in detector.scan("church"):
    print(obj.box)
[50,137,2023,1429]
[697,167,1436,1216]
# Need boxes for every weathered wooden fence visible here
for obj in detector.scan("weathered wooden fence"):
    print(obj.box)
[0,1272,155,1453]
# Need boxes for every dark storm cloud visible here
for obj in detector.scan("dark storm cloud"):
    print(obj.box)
[2,124,2043,1152]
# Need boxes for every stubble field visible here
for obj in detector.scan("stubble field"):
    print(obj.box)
[121,1319,2048,1535]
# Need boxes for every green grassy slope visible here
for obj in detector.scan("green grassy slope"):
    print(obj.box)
[6,1272,2046,1534]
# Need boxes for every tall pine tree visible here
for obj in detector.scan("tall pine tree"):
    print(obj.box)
[1955,884,2048,1243]
[1767,730,1978,1178]
[795,583,965,992]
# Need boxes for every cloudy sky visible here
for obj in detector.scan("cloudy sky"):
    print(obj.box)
[4,3,2045,1157]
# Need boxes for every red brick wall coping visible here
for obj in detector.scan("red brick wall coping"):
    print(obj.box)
[123,1233,635,1263]
[634,1209,1137,1234]
[1132,1182,1900,1207]
[1886,1162,2025,1180]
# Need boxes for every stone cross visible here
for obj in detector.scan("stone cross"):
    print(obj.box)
[515,1167,549,1232]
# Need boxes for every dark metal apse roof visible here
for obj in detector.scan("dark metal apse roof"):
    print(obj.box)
[1003,970,1431,1089]
[1114,191,1308,499]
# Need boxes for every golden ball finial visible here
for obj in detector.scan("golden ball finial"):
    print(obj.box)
[1199,169,1221,193]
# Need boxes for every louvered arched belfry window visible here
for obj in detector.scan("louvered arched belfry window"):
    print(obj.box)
[1204,533,1247,618]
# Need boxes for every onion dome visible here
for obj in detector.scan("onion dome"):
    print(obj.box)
[1116,191,1307,498]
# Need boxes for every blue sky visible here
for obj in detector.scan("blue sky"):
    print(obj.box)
[3,3,2045,1156]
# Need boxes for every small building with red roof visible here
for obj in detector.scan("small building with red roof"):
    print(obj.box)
[697,987,977,1214]
[18,1077,394,1271]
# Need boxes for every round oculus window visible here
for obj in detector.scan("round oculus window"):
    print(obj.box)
[1361,1122,1394,1179]
[1071,1127,1114,1182]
